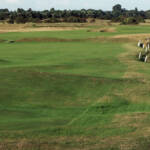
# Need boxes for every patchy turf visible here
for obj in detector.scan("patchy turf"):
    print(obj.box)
[1,24,150,149]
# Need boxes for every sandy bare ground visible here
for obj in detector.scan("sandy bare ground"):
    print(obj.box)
[0,27,82,33]
[0,24,83,33]
[0,20,114,33]
[113,33,150,41]
[91,33,150,43]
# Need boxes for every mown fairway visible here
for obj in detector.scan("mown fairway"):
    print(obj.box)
[1,24,150,150]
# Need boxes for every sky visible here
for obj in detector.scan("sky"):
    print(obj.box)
[0,0,150,11]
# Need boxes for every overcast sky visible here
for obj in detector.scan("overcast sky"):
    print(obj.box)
[0,0,150,11]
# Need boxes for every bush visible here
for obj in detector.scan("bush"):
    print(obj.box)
[63,17,87,23]
[121,17,139,24]
[90,18,96,23]
[120,17,145,25]
[15,16,27,24]
[32,18,42,23]
[137,17,145,23]
[44,18,61,23]
[7,19,14,24]
[111,16,122,22]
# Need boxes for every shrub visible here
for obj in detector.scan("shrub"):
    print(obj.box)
[15,16,27,24]
[7,19,14,24]
[121,17,139,24]
[120,17,145,25]
[32,18,42,23]
[63,17,87,23]
[90,18,96,23]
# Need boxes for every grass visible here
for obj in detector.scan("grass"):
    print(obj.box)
[1,25,150,41]
[117,25,150,34]
[1,24,150,149]
[0,41,126,78]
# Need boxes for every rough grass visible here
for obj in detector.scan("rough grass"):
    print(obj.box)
[1,24,150,149]
[0,23,84,33]
[1,25,150,43]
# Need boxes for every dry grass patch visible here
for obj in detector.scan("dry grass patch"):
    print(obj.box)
[16,38,86,42]
[0,27,80,33]
[0,136,136,150]
[90,33,150,44]
[90,36,133,43]
[0,137,111,150]
[99,27,116,33]
[88,27,116,33]
[0,20,113,33]
[113,33,150,42]
[116,43,150,103]
[124,85,150,103]
[119,43,147,79]
[0,23,82,33]
[113,113,148,128]
[97,96,112,103]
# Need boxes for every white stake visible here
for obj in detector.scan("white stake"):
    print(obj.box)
[139,52,142,60]
[138,41,140,47]
[145,47,148,52]
[148,43,150,50]
[145,55,148,63]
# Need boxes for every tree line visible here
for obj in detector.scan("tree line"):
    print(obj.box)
[0,4,149,24]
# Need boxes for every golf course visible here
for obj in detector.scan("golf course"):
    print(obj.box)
[1,22,150,149]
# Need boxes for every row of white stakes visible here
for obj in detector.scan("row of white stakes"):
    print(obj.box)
[138,40,150,62]
[138,52,148,62]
